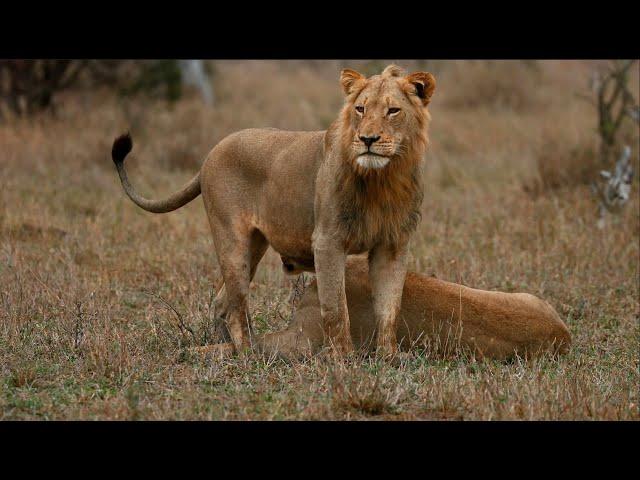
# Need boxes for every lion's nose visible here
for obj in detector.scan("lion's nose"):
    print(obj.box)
[359,135,381,148]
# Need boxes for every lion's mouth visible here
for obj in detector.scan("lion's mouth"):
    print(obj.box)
[356,153,390,170]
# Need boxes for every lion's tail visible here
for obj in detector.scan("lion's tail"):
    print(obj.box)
[111,133,201,214]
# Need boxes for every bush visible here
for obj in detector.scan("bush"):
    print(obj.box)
[0,60,85,116]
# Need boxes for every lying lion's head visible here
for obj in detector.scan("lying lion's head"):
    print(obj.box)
[338,64,435,174]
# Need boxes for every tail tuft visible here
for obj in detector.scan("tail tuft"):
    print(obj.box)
[112,132,133,165]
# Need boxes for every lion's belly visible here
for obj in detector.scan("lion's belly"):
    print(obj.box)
[253,130,323,260]
[257,193,316,260]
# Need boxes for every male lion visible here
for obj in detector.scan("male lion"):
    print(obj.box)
[197,256,572,361]
[111,64,435,357]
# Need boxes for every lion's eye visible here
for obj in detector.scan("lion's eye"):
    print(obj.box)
[388,107,401,115]
[355,105,365,114]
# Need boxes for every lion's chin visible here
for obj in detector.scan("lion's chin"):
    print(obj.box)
[356,154,390,170]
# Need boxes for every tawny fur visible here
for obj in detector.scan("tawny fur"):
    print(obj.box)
[332,66,430,249]
[195,257,572,361]
[111,64,436,356]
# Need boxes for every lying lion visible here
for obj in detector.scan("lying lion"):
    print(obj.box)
[197,257,571,361]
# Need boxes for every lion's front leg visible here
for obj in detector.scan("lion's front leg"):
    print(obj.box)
[312,236,354,356]
[369,242,409,358]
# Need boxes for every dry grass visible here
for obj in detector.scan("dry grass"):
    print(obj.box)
[437,60,546,112]
[524,133,599,196]
[0,60,638,420]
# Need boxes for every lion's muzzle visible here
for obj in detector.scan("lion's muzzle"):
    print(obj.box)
[356,154,390,170]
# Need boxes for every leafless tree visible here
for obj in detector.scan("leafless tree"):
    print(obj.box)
[583,60,639,227]
[585,60,639,166]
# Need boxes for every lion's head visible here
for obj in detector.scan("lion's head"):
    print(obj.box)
[338,64,435,175]
[329,65,436,249]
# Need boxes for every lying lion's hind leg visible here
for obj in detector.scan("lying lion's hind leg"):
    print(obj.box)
[191,329,313,363]
[193,342,236,360]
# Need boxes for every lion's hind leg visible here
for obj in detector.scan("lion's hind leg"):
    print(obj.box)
[212,229,269,343]
[211,226,268,353]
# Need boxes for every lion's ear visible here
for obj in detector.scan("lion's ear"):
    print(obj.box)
[340,68,365,95]
[406,72,436,106]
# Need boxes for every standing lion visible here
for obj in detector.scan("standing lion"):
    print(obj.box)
[111,64,435,357]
